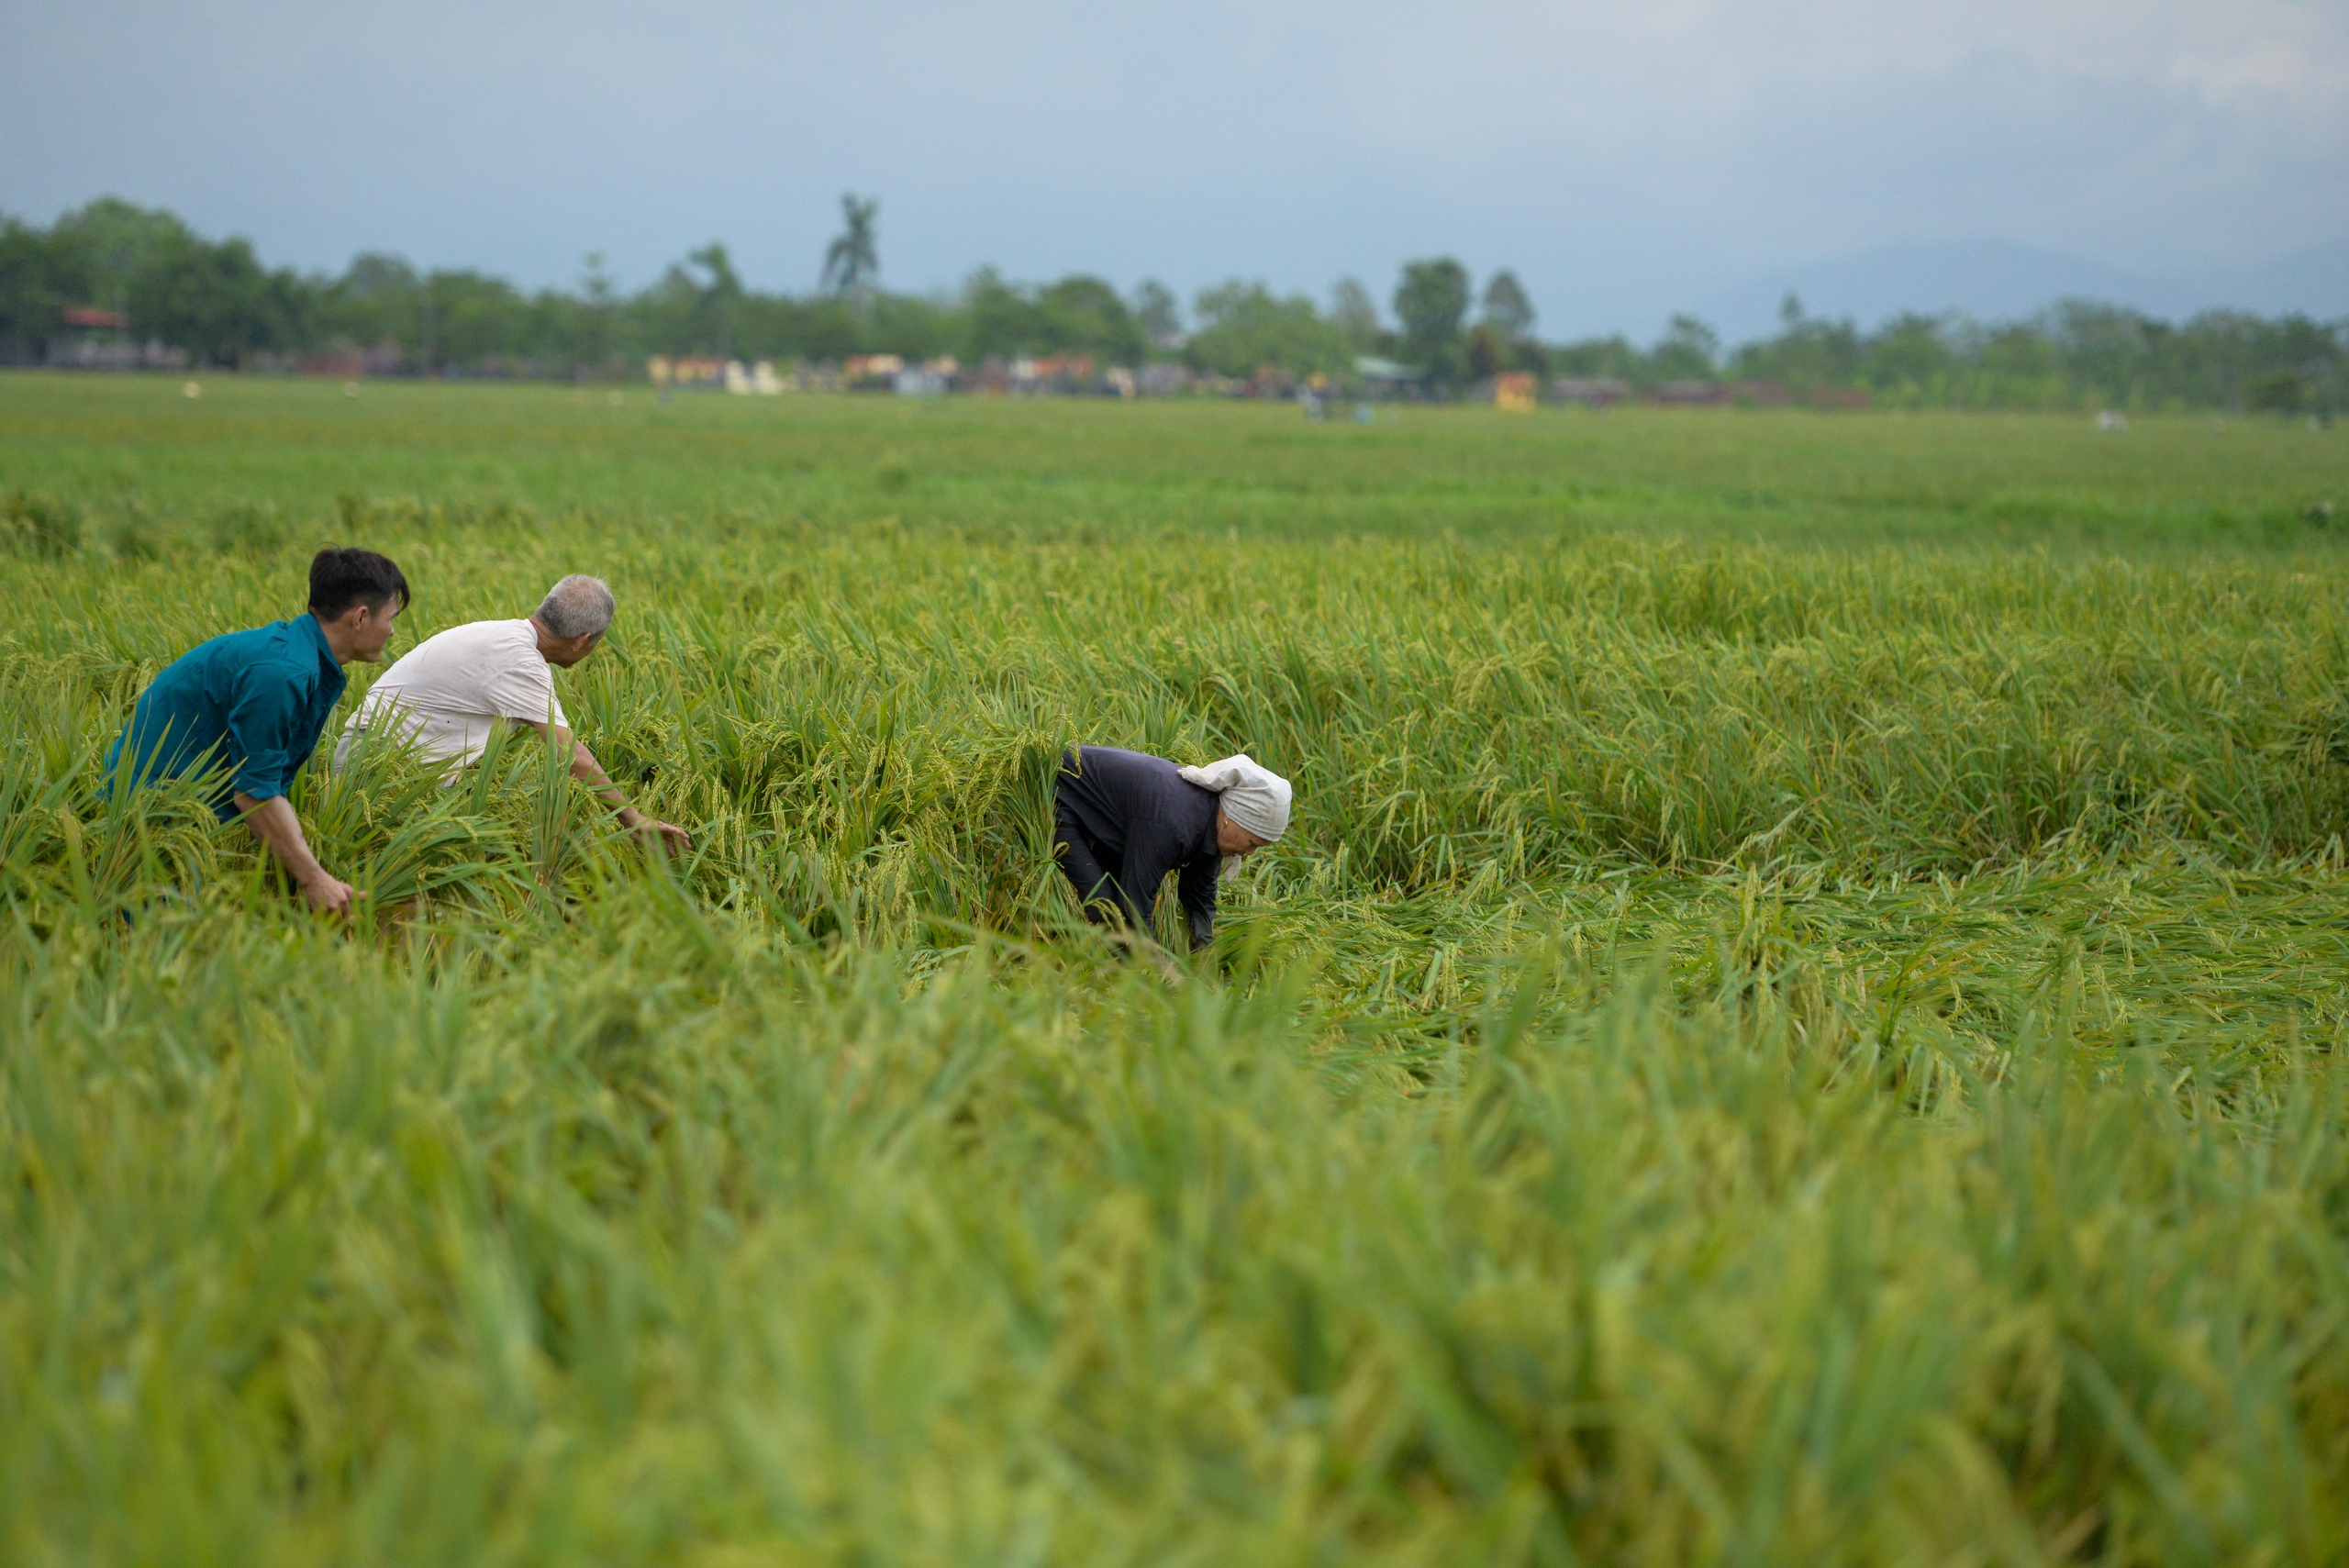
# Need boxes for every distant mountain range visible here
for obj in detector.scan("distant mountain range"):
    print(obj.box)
[1697,238,2349,345]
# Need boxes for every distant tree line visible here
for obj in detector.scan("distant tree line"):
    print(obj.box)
[2,197,2341,413]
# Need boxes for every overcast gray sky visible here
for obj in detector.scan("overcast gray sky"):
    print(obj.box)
[3,0,2344,338]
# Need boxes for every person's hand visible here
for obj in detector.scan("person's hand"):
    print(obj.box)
[301,873,363,917]
[616,805,690,854]
[622,810,690,853]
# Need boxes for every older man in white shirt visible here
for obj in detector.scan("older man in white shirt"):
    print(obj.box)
[336,574,689,851]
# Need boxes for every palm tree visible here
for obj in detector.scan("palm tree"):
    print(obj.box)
[687,242,743,356]
[820,195,880,302]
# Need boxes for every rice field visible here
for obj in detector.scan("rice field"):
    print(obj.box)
[5,373,2349,1564]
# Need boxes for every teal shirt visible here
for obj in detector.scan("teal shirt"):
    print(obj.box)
[106,615,348,819]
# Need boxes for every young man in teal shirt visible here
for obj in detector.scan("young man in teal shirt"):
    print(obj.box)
[106,547,408,915]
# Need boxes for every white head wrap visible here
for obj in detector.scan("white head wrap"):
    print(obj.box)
[1177,753,1292,842]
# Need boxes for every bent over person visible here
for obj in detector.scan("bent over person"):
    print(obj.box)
[106,547,409,915]
[1053,745,1291,951]
[334,574,688,851]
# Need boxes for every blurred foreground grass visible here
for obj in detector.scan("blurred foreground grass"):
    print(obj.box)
[3,376,2348,1563]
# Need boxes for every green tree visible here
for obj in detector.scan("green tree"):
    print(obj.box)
[944,271,1147,362]
[1478,270,1535,343]
[1863,313,1957,399]
[863,292,958,361]
[1393,258,1470,384]
[685,243,743,356]
[1464,326,1500,381]
[50,197,188,314]
[1131,280,1181,348]
[125,229,303,364]
[782,295,863,361]
[2044,300,2154,406]
[1729,304,1865,392]
[961,267,1043,360]
[315,252,420,357]
[2247,369,2311,413]
[1329,277,1381,350]
[568,251,619,368]
[417,269,533,366]
[34,187,2341,410]
[1185,280,1351,379]
[1549,335,1642,378]
[0,215,80,356]
[1037,275,1145,362]
[821,195,880,301]
[1651,314,1720,381]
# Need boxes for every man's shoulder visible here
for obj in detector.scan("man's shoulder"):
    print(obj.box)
[197,620,314,677]
[412,616,530,649]
[389,618,544,675]
[450,617,543,661]
[1078,745,1173,776]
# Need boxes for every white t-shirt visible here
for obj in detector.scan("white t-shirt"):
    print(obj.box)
[336,618,568,775]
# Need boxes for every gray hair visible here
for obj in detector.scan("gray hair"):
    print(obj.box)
[535,574,615,639]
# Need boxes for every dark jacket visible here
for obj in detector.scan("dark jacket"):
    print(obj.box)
[1054,746,1220,949]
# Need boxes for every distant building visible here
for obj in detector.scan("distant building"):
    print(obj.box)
[894,361,952,396]
[721,360,789,395]
[1549,376,1631,407]
[43,302,184,371]
[1009,354,1097,395]
[1137,362,1192,397]
[298,350,368,379]
[1353,356,1423,398]
[647,355,726,389]
[1651,380,1732,407]
[1246,364,1296,399]
[1493,372,1537,412]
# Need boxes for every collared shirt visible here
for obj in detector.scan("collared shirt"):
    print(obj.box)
[335,617,566,779]
[106,614,348,819]
[1054,745,1221,948]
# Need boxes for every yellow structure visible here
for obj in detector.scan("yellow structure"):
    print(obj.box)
[1494,372,1537,413]
[647,355,727,389]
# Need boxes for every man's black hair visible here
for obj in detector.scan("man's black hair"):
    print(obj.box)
[308,547,409,619]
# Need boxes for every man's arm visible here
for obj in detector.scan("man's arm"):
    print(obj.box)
[1120,828,1188,951]
[518,720,690,851]
[232,791,360,915]
[221,657,359,912]
[1176,854,1219,953]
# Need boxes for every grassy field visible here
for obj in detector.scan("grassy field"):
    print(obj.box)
[5,373,2349,1564]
